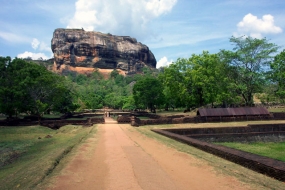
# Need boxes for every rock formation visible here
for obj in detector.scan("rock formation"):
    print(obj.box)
[51,28,156,75]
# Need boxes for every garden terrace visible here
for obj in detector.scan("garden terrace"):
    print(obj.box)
[152,123,285,181]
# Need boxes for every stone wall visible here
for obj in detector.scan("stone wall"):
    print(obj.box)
[0,117,104,129]
[152,125,285,181]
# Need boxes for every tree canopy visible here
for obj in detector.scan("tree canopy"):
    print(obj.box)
[0,57,75,118]
[220,36,279,105]
[133,77,164,112]
[270,49,285,101]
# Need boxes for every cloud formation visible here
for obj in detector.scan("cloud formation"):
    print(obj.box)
[67,0,177,38]
[39,41,51,52]
[17,51,50,60]
[31,38,40,50]
[0,31,30,43]
[236,13,282,38]
[157,56,173,68]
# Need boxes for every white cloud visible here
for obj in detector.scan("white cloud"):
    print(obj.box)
[0,31,30,43]
[236,13,282,38]
[31,38,40,50]
[67,0,177,38]
[157,56,173,68]
[146,0,177,17]
[39,41,51,52]
[30,38,51,52]
[17,51,50,60]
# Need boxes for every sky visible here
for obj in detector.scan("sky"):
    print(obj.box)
[1,0,285,68]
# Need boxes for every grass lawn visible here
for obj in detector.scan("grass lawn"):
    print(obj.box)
[42,113,62,119]
[156,109,197,117]
[0,124,96,190]
[268,107,285,113]
[65,117,88,120]
[137,116,152,120]
[216,141,285,162]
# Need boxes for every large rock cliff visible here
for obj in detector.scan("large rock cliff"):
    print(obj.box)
[51,28,156,75]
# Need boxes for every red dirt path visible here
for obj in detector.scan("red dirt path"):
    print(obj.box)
[47,118,250,190]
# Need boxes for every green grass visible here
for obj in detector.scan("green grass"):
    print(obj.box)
[216,141,285,162]
[268,107,285,113]
[42,113,62,119]
[156,109,197,117]
[137,116,152,120]
[0,124,96,190]
[65,117,87,120]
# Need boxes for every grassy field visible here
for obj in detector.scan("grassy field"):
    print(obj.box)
[0,125,96,190]
[216,141,285,162]
[267,107,285,113]
[137,116,153,120]
[156,109,197,117]
[130,120,285,189]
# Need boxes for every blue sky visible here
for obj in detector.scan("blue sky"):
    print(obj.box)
[1,0,284,68]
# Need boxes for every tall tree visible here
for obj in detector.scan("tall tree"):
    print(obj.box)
[160,52,233,109]
[270,49,285,102]
[0,58,75,118]
[220,36,279,106]
[0,58,32,117]
[133,77,164,113]
[158,60,188,109]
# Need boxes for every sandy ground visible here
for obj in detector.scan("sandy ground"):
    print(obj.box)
[47,118,250,190]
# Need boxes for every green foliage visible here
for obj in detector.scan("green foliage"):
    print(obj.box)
[159,51,236,109]
[159,58,187,109]
[0,35,283,114]
[220,36,279,105]
[270,49,285,101]
[0,58,75,117]
[67,69,135,110]
[122,96,136,110]
[133,77,164,112]
[110,69,119,79]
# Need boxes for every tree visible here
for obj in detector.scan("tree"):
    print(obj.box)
[110,69,119,79]
[0,58,75,118]
[122,96,136,110]
[159,58,190,109]
[26,70,76,118]
[270,49,285,102]
[220,36,279,106]
[0,58,32,117]
[186,51,227,107]
[159,52,233,109]
[133,77,164,112]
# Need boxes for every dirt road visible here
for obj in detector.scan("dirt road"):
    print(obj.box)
[47,118,250,190]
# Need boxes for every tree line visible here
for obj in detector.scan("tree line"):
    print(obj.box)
[1,36,285,117]
[158,36,285,110]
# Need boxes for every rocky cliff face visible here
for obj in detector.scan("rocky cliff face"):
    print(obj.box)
[51,28,156,75]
